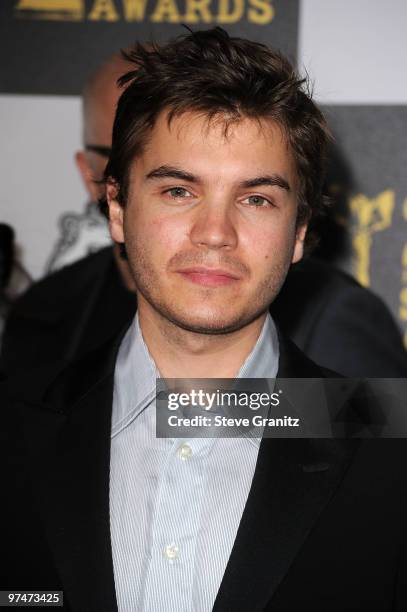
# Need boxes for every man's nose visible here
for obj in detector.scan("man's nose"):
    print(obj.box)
[189,201,238,250]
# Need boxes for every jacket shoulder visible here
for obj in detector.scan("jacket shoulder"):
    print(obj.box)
[11,247,115,317]
[276,328,342,379]
[2,322,127,411]
[272,257,407,376]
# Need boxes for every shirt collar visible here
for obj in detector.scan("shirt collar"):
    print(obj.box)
[237,312,279,379]
[112,312,279,437]
[112,314,159,436]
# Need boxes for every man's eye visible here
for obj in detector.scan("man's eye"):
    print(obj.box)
[243,195,272,207]
[165,187,192,198]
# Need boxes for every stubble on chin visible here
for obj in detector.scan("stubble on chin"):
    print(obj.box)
[125,237,290,336]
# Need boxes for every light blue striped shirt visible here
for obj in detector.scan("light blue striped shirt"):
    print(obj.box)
[110,313,279,612]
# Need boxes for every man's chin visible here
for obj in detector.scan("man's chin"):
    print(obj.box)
[155,306,266,336]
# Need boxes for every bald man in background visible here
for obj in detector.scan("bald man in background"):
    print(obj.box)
[40,55,129,275]
[1,54,136,370]
[1,51,407,377]
[58,52,136,290]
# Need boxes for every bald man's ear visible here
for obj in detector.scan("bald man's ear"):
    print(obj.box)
[107,183,125,244]
[75,151,100,202]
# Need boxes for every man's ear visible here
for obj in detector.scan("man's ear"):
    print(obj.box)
[75,151,99,202]
[292,223,308,264]
[107,183,125,244]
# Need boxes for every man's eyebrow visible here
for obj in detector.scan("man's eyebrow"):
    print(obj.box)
[145,167,291,191]
[240,175,291,191]
[145,165,200,183]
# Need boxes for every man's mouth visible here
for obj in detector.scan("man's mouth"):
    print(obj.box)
[177,267,241,287]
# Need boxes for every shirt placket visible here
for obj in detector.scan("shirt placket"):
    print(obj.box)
[142,437,213,612]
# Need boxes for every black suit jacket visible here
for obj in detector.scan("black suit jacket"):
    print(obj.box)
[2,331,407,611]
[2,247,407,377]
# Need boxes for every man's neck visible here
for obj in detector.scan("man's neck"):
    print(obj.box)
[137,302,267,379]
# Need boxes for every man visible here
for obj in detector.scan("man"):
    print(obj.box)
[2,28,407,611]
[0,54,137,369]
[2,49,407,378]
[48,52,135,286]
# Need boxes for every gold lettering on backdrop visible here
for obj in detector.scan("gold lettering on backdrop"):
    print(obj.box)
[183,0,212,23]
[401,244,407,284]
[247,0,274,25]
[88,0,120,20]
[399,198,407,348]
[15,0,84,20]
[399,273,407,317]
[150,0,181,21]
[122,0,148,20]
[14,0,275,23]
[350,190,395,287]
[217,0,243,23]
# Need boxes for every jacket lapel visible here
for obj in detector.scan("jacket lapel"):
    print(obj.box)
[17,334,125,612]
[213,333,358,611]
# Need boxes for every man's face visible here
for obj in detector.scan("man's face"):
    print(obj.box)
[108,111,307,334]
[76,73,123,202]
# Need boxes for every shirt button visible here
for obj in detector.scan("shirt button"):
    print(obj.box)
[164,543,179,560]
[177,443,193,461]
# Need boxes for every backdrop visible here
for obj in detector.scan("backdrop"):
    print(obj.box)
[1,0,407,344]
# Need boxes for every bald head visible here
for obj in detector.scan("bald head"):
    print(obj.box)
[76,53,133,203]
[82,53,132,147]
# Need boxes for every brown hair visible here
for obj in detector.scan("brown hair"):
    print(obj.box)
[103,27,331,248]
